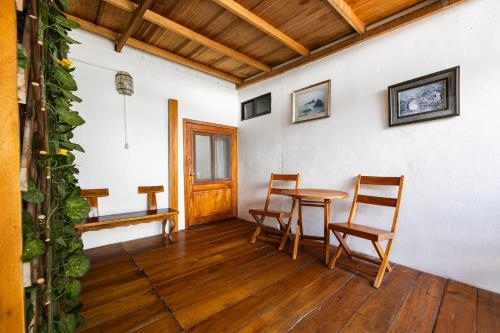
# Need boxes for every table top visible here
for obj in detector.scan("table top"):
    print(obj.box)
[279,188,349,200]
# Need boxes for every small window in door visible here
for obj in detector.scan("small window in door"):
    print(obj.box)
[194,133,231,182]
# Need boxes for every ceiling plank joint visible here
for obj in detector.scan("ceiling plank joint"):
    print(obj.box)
[326,0,365,34]
[66,14,242,84]
[212,0,310,56]
[104,0,271,72]
[115,0,154,52]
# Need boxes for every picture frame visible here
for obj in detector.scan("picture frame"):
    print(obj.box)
[388,66,460,127]
[292,80,331,123]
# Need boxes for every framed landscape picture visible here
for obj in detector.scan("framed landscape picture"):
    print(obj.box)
[389,66,460,126]
[292,80,331,123]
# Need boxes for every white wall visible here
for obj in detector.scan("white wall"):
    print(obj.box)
[238,0,500,293]
[71,30,238,249]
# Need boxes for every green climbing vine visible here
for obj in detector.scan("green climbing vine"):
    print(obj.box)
[19,1,90,332]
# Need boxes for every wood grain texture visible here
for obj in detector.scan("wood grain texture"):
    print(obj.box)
[183,119,237,227]
[434,280,477,333]
[326,0,366,33]
[105,0,271,72]
[115,0,153,52]
[168,99,179,233]
[0,1,24,331]
[79,220,500,332]
[238,0,469,88]
[66,14,242,84]
[212,0,309,56]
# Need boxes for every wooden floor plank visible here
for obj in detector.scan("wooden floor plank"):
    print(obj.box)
[78,220,500,333]
[131,312,183,333]
[289,274,376,333]
[477,288,500,332]
[434,280,477,333]
[339,265,419,333]
[80,302,167,333]
[239,266,354,332]
[387,272,446,333]
[191,261,333,332]
[173,252,316,330]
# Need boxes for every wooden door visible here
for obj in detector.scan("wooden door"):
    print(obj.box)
[183,119,237,227]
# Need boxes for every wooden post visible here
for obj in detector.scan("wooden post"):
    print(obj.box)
[0,1,25,331]
[168,99,179,233]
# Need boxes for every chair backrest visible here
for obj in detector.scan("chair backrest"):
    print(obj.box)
[263,173,300,210]
[138,185,164,210]
[80,188,110,218]
[347,175,404,232]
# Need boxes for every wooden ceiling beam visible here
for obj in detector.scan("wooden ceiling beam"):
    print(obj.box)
[103,0,271,72]
[211,0,310,56]
[238,0,468,89]
[66,14,242,84]
[115,0,153,52]
[325,0,365,34]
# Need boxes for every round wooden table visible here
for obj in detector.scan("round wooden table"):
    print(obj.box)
[280,189,349,264]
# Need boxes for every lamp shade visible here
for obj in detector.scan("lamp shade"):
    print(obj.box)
[115,71,134,96]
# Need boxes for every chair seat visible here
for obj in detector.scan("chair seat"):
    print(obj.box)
[249,208,291,218]
[330,222,394,241]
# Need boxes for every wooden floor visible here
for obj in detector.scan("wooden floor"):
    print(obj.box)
[79,220,499,333]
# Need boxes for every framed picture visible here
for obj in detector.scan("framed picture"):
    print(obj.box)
[388,66,460,126]
[292,80,331,123]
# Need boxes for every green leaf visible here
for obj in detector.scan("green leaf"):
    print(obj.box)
[69,240,83,253]
[66,280,81,301]
[17,43,27,68]
[55,14,80,29]
[56,0,70,11]
[62,90,82,103]
[22,239,46,262]
[23,210,35,239]
[59,313,76,333]
[59,141,85,153]
[54,66,77,91]
[22,180,45,203]
[63,195,90,222]
[65,254,90,277]
[58,110,85,126]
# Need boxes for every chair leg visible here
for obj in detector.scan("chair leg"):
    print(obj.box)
[161,219,167,239]
[278,217,293,250]
[250,225,261,244]
[328,232,348,270]
[168,217,176,242]
[372,241,392,272]
[373,239,394,288]
[292,219,301,259]
[250,214,266,244]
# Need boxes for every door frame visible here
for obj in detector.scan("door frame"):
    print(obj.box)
[183,119,238,228]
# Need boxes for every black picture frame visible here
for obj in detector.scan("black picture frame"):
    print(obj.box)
[388,66,460,127]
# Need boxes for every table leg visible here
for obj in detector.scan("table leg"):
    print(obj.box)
[292,198,302,260]
[324,199,331,265]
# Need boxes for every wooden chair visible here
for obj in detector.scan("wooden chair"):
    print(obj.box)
[249,173,299,250]
[328,175,404,288]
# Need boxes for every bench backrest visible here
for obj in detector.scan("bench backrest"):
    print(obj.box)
[138,185,164,211]
[80,189,109,218]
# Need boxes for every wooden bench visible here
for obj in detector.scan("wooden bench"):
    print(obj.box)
[76,186,178,241]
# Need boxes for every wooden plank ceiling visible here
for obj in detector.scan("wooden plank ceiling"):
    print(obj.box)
[67,0,467,87]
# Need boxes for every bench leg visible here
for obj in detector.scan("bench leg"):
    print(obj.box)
[168,217,176,242]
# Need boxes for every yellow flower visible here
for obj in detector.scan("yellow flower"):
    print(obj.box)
[58,148,69,156]
[58,58,73,68]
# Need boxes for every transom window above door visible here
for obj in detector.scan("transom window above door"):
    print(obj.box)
[194,133,231,182]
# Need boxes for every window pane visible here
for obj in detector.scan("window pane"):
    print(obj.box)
[242,101,254,120]
[195,134,212,181]
[214,135,231,180]
[255,94,271,115]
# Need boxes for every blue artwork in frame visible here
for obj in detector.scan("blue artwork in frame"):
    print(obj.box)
[389,67,460,126]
